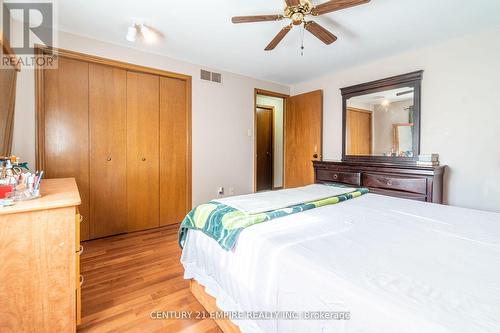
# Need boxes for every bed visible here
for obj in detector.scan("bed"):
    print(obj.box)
[180,186,500,333]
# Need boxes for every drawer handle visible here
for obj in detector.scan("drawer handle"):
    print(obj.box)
[107,156,112,161]
[80,275,84,287]
[142,157,146,162]
[79,245,84,255]
[333,174,338,180]
[386,180,393,186]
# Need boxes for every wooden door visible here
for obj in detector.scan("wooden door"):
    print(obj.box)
[43,57,90,240]
[284,90,322,188]
[0,64,17,156]
[256,107,273,191]
[346,108,372,155]
[126,71,160,232]
[89,64,127,238]
[159,77,191,226]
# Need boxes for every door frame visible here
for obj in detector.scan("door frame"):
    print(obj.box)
[254,89,289,192]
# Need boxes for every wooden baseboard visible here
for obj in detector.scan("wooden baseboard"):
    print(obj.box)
[189,280,241,333]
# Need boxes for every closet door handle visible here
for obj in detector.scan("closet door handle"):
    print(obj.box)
[80,275,84,287]
[80,215,84,223]
[79,245,84,255]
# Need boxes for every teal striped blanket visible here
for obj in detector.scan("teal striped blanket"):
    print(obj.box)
[178,187,369,251]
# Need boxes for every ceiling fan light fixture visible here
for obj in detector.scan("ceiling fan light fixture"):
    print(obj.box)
[231,0,371,51]
[291,12,304,24]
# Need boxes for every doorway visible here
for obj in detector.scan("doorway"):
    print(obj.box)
[255,90,286,192]
[254,89,323,192]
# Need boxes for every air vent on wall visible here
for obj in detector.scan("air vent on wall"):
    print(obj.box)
[200,69,211,81]
[211,72,222,83]
[200,69,222,84]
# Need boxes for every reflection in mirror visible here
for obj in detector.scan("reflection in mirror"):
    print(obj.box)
[346,87,414,157]
[393,124,413,155]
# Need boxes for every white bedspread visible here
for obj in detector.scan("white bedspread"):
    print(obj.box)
[215,184,356,214]
[181,194,500,333]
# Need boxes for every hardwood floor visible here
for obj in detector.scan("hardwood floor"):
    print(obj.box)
[78,226,221,333]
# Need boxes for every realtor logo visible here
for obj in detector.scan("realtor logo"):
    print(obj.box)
[1,0,57,68]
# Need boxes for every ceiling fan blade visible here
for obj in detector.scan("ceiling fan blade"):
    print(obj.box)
[285,0,300,6]
[311,0,370,16]
[232,15,283,24]
[265,25,293,51]
[305,21,337,45]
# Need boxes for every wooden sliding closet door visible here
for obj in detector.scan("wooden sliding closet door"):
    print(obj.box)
[126,72,160,232]
[159,77,191,225]
[89,64,127,238]
[43,57,90,240]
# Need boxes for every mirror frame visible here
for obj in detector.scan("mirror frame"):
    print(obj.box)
[341,70,423,165]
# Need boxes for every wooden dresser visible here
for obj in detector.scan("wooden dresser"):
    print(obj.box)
[313,160,445,203]
[0,178,82,332]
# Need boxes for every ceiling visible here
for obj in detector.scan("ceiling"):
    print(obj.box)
[56,0,500,85]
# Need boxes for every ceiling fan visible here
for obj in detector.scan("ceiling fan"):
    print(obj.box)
[232,0,370,51]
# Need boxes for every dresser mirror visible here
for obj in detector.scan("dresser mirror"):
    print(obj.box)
[341,71,423,164]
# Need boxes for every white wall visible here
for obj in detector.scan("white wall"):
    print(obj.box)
[291,27,500,213]
[12,31,289,206]
[256,95,284,188]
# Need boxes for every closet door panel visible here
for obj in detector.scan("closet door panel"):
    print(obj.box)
[159,77,190,225]
[89,64,127,238]
[126,72,160,232]
[44,57,90,240]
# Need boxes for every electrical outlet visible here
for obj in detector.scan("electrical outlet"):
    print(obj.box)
[217,187,224,196]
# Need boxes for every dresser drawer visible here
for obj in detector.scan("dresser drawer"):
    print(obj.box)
[369,188,427,201]
[316,169,361,186]
[363,173,427,195]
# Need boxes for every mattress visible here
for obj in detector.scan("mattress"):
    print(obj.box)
[181,193,500,333]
